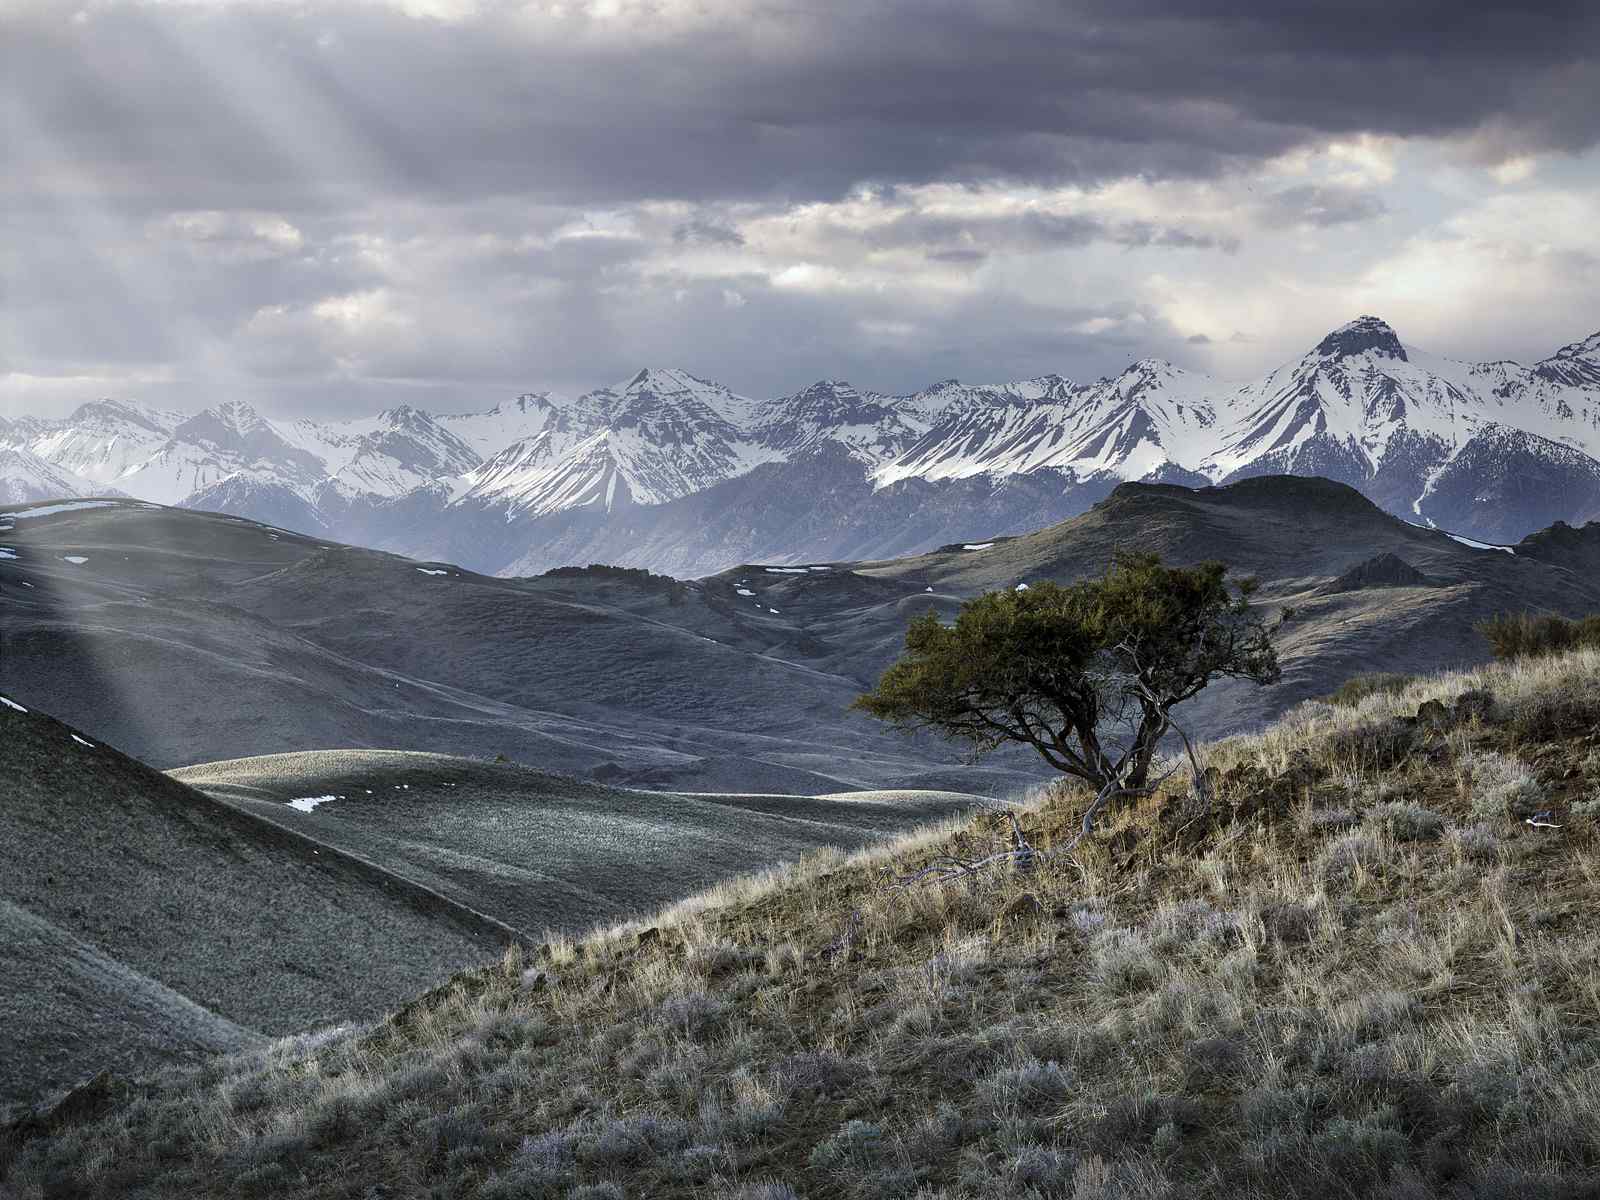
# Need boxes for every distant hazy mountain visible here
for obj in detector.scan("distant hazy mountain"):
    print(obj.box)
[5,317,1600,574]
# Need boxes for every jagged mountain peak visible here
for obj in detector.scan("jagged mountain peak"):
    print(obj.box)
[617,367,714,393]
[1314,315,1408,362]
[595,367,758,427]
[1536,331,1600,388]
[374,404,436,427]
[173,401,277,449]
[1550,331,1600,359]
[1125,357,1177,374]
[502,391,559,414]
[1000,374,1078,402]
[65,397,181,434]
[793,379,863,398]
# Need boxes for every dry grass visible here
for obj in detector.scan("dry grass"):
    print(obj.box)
[8,651,1600,1198]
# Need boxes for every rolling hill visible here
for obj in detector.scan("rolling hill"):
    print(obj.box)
[7,484,1600,791]
[0,695,989,1106]
[9,638,1600,1197]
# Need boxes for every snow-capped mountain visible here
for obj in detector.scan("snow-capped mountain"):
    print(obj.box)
[874,364,1215,488]
[321,406,482,500]
[0,445,100,505]
[752,380,925,463]
[454,369,782,517]
[8,316,1600,575]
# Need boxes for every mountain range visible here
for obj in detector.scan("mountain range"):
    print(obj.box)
[5,317,1600,576]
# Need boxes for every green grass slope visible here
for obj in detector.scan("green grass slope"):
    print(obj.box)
[10,650,1600,1197]
[173,749,992,936]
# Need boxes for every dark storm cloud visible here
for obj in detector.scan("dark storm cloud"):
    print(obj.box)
[4,0,1598,419]
[674,218,746,247]
[6,1,1598,214]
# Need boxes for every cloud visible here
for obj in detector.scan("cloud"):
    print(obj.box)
[7,1,1598,215]
[1,0,1598,418]
[674,217,746,247]
[1256,184,1388,229]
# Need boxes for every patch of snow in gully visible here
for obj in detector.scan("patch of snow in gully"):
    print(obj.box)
[1447,533,1515,555]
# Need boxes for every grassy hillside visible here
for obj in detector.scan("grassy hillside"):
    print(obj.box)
[0,498,1036,793]
[9,651,1600,1197]
[0,901,261,1107]
[173,749,988,937]
[0,698,512,1102]
[11,488,1600,792]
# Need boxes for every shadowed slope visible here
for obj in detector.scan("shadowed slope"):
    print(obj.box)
[0,697,511,1103]
[0,499,1035,793]
[0,902,261,1106]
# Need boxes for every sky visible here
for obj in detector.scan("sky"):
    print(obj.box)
[3,0,1599,421]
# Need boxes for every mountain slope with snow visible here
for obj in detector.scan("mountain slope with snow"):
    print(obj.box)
[11,316,1600,570]
[0,446,101,505]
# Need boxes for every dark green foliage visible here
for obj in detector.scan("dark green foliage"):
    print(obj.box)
[855,554,1281,789]
[1325,673,1417,707]
[1479,611,1600,661]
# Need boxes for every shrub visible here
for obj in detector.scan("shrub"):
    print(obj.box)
[1009,1144,1076,1192]
[1325,673,1416,708]
[1324,719,1415,772]
[772,1053,868,1098]
[1090,929,1163,996]
[1464,750,1542,820]
[652,991,728,1039]
[1368,801,1446,842]
[976,1059,1073,1117]
[1449,824,1501,863]
[715,1183,800,1200]
[1319,832,1383,882]
[1479,611,1600,661]
[807,1120,887,1173]
[1307,807,1359,834]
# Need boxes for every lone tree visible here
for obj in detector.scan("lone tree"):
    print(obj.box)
[855,553,1281,797]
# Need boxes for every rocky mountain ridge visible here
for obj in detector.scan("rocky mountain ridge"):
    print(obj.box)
[5,317,1600,572]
